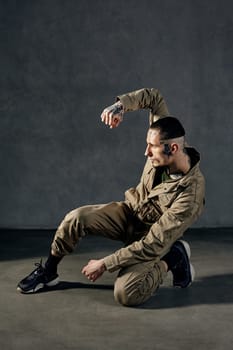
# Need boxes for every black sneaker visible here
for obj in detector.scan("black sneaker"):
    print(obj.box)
[17,260,59,293]
[164,240,195,288]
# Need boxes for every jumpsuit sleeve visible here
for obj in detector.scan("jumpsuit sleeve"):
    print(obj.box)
[117,88,170,124]
[103,177,205,272]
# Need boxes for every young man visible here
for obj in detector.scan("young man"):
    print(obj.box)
[17,88,205,306]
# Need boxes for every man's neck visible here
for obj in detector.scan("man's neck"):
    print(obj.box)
[168,153,191,175]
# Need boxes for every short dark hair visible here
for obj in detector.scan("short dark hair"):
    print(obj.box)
[150,116,185,140]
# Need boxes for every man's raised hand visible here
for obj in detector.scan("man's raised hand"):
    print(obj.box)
[101,101,124,129]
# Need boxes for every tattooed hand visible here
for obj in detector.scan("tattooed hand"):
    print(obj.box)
[101,101,124,129]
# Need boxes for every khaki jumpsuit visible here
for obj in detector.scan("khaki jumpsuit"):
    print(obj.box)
[51,88,205,306]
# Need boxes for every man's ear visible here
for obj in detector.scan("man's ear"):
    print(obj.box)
[170,143,179,154]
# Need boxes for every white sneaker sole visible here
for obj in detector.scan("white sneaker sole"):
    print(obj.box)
[179,240,191,258]
[17,276,60,294]
[176,240,195,286]
[190,263,195,284]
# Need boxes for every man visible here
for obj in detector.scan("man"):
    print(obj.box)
[17,88,205,306]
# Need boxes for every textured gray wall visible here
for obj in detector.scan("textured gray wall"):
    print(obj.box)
[0,0,232,228]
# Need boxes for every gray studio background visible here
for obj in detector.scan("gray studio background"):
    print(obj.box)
[0,0,232,229]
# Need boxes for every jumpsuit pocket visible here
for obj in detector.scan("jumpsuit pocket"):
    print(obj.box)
[136,200,163,225]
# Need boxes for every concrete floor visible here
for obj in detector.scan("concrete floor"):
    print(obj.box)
[0,228,232,350]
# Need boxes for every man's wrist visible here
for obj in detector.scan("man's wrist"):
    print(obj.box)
[109,101,124,115]
[100,259,107,272]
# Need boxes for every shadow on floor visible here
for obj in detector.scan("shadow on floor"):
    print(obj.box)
[33,272,233,309]
[141,273,233,309]
[3,229,233,309]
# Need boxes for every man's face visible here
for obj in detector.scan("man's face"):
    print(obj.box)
[145,128,170,167]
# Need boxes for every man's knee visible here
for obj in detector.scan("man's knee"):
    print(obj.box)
[114,284,135,306]
[114,277,153,307]
[63,207,85,223]
[113,262,164,307]
[114,282,157,307]
[60,206,90,233]
[52,207,88,254]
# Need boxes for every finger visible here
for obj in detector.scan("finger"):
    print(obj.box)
[81,266,88,274]
[86,272,95,282]
[90,274,98,282]
[106,114,112,126]
[115,119,121,127]
[101,111,109,124]
[106,113,113,126]
[113,117,120,127]
[110,117,120,129]
[100,110,107,120]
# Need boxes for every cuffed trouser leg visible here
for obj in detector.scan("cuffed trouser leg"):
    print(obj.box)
[51,202,135,256]
[114,260,167,306]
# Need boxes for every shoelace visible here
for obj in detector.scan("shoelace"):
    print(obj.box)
[34,259,45,275]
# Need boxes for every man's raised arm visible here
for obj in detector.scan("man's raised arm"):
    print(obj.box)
[101,88,169,129]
